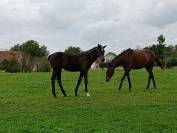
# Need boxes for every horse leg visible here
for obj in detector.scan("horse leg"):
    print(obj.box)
[146,66,153,89]
[75,72,83,96]
[146,73,151,89]
[151,72,156,89]
[118,72,127,91]
[51,70,57,97]
[57,69,67,97]
[127,72,132,91]
[83,71,90,96]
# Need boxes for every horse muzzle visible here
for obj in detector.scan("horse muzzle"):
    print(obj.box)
[101,58,105,62]
[105,77,110,82]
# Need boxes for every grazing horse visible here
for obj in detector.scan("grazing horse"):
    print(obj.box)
[48,44,106,97]
[105,48,164,90]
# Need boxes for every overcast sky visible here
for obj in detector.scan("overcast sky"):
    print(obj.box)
[0,0,177,54]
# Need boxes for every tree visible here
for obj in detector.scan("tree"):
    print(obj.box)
[6,57,21,73]
[156,35,166,59]
[11,40,49,57]
[143,36,177,67]
[10,44,21,51]
[10,40,49,72]
[20,40,49,57]
[144,35,166,59]
[64,46,81,54]
[143,35,166,67]
[157,35,165,44]
[39,45,49,57]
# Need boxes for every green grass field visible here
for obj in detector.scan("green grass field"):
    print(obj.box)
[0,68,177,133]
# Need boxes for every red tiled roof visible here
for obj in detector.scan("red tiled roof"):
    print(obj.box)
[0,51,22,61]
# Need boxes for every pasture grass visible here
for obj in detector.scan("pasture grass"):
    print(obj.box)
[0,68,177,133]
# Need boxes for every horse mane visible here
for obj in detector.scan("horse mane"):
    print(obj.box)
[84,47,98,55]
[111,48,134,63]
[119,48,133,56]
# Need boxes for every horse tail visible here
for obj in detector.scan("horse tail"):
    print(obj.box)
[48,55,52,61]
[155,57,164,70]
[47,55,53,67]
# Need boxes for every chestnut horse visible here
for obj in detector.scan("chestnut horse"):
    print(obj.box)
[48,44,106,97]
[105,48,164,91]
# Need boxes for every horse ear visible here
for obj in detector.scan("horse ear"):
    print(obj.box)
[103,45,107,49]
[98,44,101,47]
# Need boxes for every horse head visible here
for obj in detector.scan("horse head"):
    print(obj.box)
[105,62,115,82]
[97,44,107,62]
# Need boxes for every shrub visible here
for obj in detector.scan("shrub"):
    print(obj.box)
[39,63,51,72]
[33,57,51,72]
[6,57,21,73]
[166,57,177,68]
[0,59,9,70]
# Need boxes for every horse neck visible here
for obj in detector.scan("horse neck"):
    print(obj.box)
[86,48,98,63]
[112,49,134,68]
[112,55,124,68]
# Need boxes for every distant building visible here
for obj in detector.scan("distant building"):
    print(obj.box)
[105,52,116,63]
[0,51,22,62]
[91,52,117,69]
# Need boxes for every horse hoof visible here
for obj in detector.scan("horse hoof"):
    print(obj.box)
[86,93,90,97]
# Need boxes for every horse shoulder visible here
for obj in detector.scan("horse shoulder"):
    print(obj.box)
[80,55,91,69]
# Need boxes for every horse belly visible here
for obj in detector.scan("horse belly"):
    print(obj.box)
[132,52,151,69]
[62,62,80,71]
[132,58,148,69]
[63,66,80,71]
[132,64,145,69]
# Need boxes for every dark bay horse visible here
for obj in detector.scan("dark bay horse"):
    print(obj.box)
[48,44,106,97]
[105,48,164,90]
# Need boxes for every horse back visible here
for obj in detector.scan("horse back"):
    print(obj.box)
[48,52,88,71]
[132,50,155,69]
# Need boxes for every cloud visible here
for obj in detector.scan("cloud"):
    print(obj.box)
[0,0,177,54]
[142,0,177,27]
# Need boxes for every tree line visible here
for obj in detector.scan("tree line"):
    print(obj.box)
[144,35,177,68]
[0,40,50,72]
[65,35,177,68]
[0,35,177,73]
[0,41,82,73]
